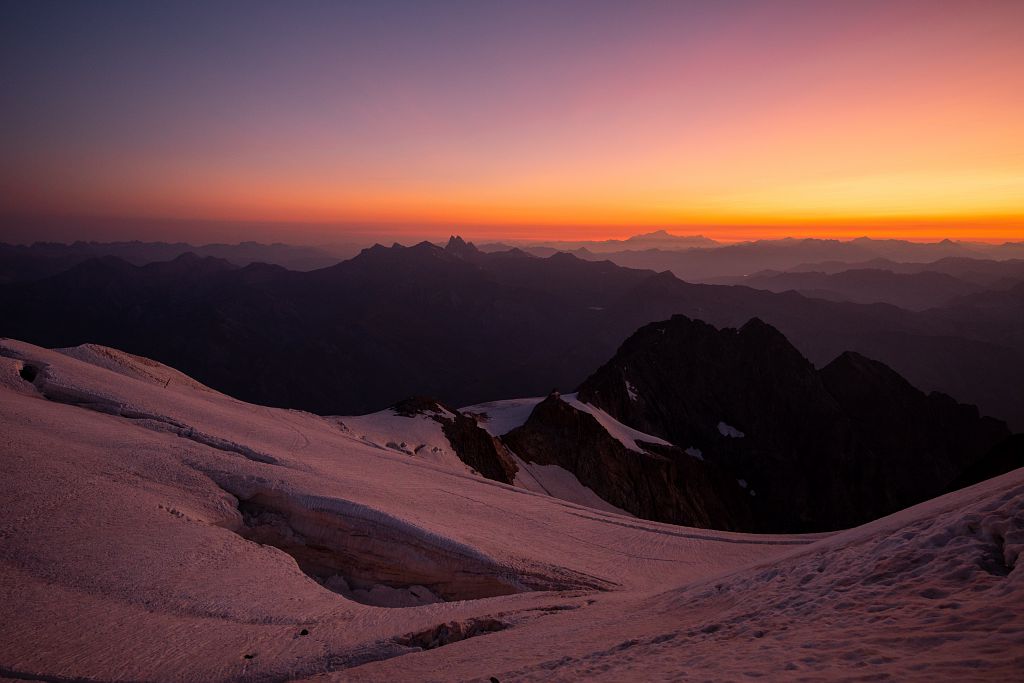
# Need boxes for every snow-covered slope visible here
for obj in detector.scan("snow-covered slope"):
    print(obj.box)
[348,465,1024,683]
[1,338,1021,681]
[509,455,632,516]
[462,397,544,437]
[335,406,475,475]
[563,392,672,452]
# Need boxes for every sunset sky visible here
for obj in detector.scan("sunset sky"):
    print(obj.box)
[2,0,1023,244]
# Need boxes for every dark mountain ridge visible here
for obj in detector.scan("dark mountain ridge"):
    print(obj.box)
[703,256,1024,310]
[709,268,991,310]
[1,237,1022,428]
[560,238,1024,282]
[783,256,1024,284]
[0,240,354,282]
[506,315,1015,532]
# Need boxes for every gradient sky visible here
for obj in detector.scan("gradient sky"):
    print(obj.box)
[2,0,1023,243]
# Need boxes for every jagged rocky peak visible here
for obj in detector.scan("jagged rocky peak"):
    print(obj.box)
[577,314,830,450]
[571,314,1012,532]
[444,235,480,257]
[145,251,237,275]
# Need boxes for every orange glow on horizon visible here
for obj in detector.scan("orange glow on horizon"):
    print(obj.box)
[2,1,1022,245]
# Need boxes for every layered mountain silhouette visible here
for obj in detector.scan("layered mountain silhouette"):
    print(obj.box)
[479,229,720,255]
[710,268,989,310]
[736,255,1024,284]
[0,240,355,282]
[1,236,1022,429]
[704,258,1024,310]
[542,237,1024,282]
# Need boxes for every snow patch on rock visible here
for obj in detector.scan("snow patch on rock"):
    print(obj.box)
[461,397,544,437]
[718,421,745,438]
[511,454,633,516]
[338,409,473,474]
[564,393,671,453]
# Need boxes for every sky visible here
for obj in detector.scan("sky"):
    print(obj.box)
[1,0,1023,244]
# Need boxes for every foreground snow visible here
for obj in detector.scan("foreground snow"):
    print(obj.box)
[0,338,1021,681]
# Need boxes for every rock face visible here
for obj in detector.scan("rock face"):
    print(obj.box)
[944,433,1024,493]
[440,411,519,484]
[818,351,1011,513]
[503,393,751,529]
[392,397,518,484]
[519,315,1014,532]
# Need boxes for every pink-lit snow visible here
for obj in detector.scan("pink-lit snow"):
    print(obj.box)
[1,339,1021,681]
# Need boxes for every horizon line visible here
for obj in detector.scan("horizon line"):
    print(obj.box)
[2,211,1022,245]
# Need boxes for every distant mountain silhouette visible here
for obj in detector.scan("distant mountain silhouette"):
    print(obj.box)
[780,256,1024,285]
[0,240,356,282]
[1,236,1022,428]
[478,230,720,254]
[555,238,1024,282]
[708,268,992,310]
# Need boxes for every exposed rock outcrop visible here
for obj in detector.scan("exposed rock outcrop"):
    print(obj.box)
[943,433,1024,493]
[393,397,518,484]
[503,392,751,530]
[570,315,1012,532]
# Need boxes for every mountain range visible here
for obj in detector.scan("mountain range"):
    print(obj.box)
[6,234,1023,284]
[703,257,1024,310]
[479,229,721,254]
[2,236,1022,432]
[544,238,1024,282]
[0,239,360,282]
